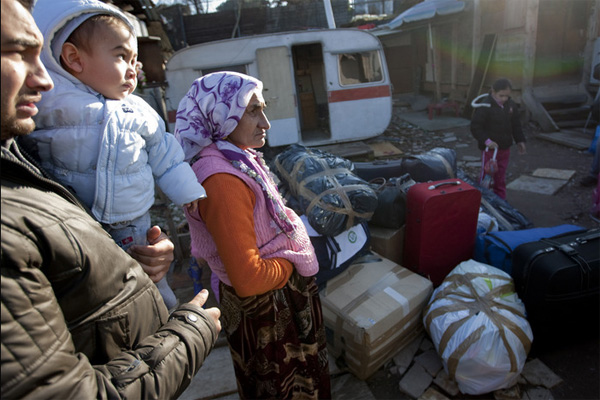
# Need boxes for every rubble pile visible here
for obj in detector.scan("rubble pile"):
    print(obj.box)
[368,112,481,180]
[370,333,563,400]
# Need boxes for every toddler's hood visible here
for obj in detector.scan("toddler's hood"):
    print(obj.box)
[33,0,134,83]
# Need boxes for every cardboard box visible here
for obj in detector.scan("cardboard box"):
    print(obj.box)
[368,224,405,265]
[320,253,433,380]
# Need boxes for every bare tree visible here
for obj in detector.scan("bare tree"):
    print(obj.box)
[188,0,204,13]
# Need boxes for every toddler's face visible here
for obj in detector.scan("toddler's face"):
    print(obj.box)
[76,22,137,100]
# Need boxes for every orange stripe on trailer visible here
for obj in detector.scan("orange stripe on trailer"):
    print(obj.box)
[328,85,390,103]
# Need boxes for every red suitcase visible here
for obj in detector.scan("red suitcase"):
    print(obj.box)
[403,179,481,286]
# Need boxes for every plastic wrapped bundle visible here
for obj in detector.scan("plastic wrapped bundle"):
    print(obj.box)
[423,259,533,395]
[273,144,378,237]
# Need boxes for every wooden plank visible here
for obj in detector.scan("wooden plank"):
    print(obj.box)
[532,168,576,180]
[506,175,568,195]
[462,33,496,119]
[556,120,590,129]
[368,141,403,157]
[537,131,591,150]
[522,89,559,132]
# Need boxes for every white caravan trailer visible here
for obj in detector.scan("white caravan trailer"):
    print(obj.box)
[164,29,392,147]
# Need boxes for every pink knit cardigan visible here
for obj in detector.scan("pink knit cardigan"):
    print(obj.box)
[184,144,318,286]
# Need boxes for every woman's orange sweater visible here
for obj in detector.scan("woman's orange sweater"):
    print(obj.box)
[198,173,293,297]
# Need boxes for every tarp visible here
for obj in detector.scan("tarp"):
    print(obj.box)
[380,0,465,30]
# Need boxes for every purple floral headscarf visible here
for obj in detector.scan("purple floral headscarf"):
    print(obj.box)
[174,71,263,162]
[174,71,297,238]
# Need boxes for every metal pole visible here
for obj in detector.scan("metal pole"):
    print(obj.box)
[323,0,336,29]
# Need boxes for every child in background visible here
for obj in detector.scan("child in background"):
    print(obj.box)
[27,0,206,310]
[471,78,527,199]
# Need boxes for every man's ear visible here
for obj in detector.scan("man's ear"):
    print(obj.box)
[61,43,84,73]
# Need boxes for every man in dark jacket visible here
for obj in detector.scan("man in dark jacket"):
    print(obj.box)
[1,0,221,398]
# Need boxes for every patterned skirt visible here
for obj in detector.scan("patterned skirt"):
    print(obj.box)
[219,271,331,399]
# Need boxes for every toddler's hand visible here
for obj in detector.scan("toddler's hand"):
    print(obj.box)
[517,142,527,155]
[185,198,203,215]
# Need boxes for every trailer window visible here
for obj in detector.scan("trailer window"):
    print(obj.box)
[338,51,383,86]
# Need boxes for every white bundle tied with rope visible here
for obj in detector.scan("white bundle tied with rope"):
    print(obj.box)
[423,259,533,395]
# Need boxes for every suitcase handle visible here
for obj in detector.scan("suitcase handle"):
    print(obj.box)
[427,180,461,190]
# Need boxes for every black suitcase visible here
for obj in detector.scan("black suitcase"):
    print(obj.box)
[511,228,600,329]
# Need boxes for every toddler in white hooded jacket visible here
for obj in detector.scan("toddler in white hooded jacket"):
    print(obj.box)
[27,0,206,310]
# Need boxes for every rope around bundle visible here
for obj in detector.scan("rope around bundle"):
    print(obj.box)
[274,152,374,232]
[423,272,532,381]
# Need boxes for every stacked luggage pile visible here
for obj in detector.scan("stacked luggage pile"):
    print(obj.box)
[272,145,599,396]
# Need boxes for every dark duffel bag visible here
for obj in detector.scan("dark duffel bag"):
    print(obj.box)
[353,148,456,184]
[368,174,415,229]
[353,158,404,182]
[511,228,600,330]
[400,147,457,182]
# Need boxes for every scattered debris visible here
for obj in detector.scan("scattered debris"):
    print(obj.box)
[419,387,451,400]
[399,363,433,398]
[521,359,563,389]
[494,384,521,400]
[414,349,443,377]
[392,335,422,375]
[433,370,460,397]
[537,129,592,150]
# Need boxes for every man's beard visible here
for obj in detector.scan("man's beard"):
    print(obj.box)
[0,114,35,140]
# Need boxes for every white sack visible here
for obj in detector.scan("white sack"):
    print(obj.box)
[423,259,533,395]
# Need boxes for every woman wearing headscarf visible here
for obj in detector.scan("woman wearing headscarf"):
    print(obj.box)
[175,71,331,399]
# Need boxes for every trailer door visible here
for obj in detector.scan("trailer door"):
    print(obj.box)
[256,47,299,146]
